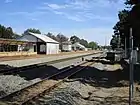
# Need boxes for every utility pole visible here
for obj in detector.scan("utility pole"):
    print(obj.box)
[125,36,127,58]
[129,27,134,105]
[105,36,107,50]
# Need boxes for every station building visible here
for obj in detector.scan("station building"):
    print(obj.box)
[18,32,59,55]
[72,42,88,51]
[0,33,90,57]
[0,38,36,56]
[62,41,72,52]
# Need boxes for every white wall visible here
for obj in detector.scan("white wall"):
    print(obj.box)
[46,43,59,54]
[19,34,59,54]
[28,45,34,52]
[40,44,46,53]
[62,45,72,51]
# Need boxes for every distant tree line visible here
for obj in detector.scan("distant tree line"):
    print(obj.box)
[110,0,140,50]
[23,28,41,34]
[0,24,20,39]
[46,33,98,50]
[0,25,98,50]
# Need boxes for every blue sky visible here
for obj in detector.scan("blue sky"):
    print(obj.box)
[0,0,125,45]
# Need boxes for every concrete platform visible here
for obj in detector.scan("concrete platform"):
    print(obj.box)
[0,51,101,67]
[0,51,97,62]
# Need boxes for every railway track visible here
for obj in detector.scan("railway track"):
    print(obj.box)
[0,60,96,105]
[0,52,102,75]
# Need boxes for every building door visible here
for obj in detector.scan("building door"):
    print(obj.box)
[36,42,46,54]
[40,44,46,53]
[34,45,36,52]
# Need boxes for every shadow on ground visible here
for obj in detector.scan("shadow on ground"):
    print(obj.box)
[2,59,140,88]
[0,64,14,71]
[15,65,60,80]
[1,64,63,80]
[67,59,140,88]
[87,59,121,65]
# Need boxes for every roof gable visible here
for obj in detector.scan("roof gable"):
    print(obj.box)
[72,42,86,48]
[28,32,59,44]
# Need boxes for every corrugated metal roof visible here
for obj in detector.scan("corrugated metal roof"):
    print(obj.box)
[72,42,86,49]
[29,32,59,43]
[17,37,29,42]
[62,41,72,45]
[0,38,33,45]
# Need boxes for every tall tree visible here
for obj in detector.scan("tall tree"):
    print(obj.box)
[6,27,14,39]
[24,28,41,34]
[88,41,98,50]
[56,33,68,50]
[80,39,88,48]
[70,36,80,44]
[0,25,14,39]
[125,0,140,5]
[113,9,130,49]
[46,32,57,41]
[70,35,89,47]
[129,2,140,47]
[110,35,119,50]
[113,0,140,49]
[13,33,21,39]
[56,33,68,42]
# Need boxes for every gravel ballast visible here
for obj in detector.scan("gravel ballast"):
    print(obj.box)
[1,58,140,105]
[0,75,41,98]
[29,60,140,105]
[33,80,140,105]
[0,53,102,99]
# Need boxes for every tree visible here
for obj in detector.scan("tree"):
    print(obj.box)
[70,36,80,44]
[13,33,21,39]
[125,0,140,5]
[56,33,68,42]
[112,0,140,49]
[56,33,68,50]
[0,25,15,39]
[46,32,57,41]
[129,3,140,47]
[88,41,98,50]
[6,27,14,39]
[80,39,89,48]
[46,32,53,38]
[113,9,130,49]
[70,35,89,48]
[24,28,41,34]
[125,0,133,5]
[110,35,119,50]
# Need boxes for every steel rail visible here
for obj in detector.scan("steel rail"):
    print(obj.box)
[1,61,95,105]
[21,54,105,105]
[0,52,102,75]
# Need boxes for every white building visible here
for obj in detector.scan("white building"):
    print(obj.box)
[62,41,72,52]
[18,32,59,54]
[72,42,87,51]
